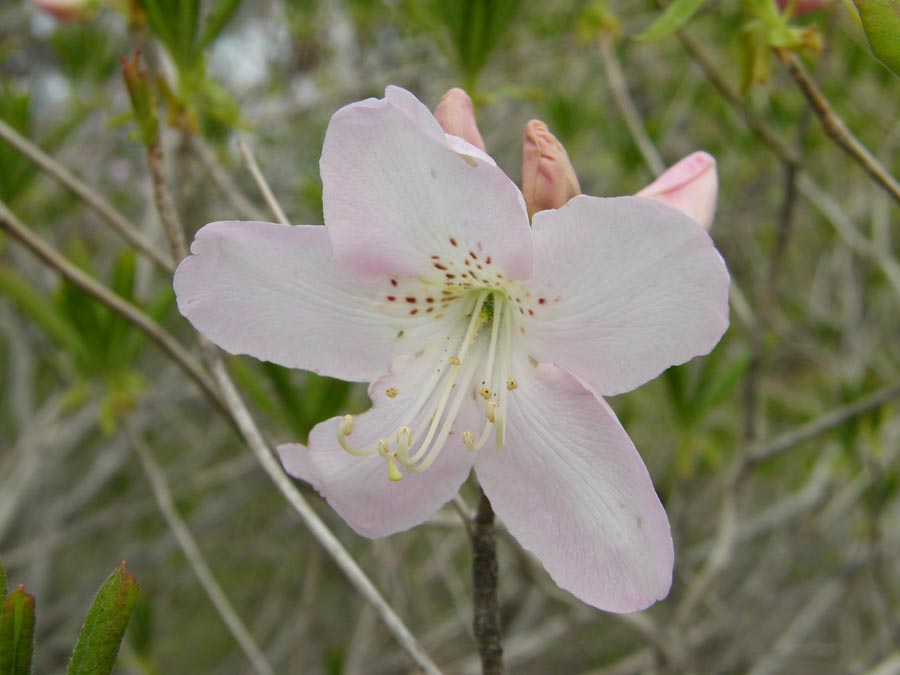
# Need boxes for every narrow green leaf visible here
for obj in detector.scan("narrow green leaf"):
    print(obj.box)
[198,0,244,50]
[0,586,36,675]
[0,265,87,361]
[0,559,6,598]
[636,0,709,41]
[67,563,139,675]
[854,0,900,76]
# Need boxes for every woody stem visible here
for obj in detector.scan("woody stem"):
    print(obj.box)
[470,488,503,674]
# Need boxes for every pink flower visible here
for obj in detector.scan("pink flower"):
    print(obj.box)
[31,0,95,21]
[174,86,730,613]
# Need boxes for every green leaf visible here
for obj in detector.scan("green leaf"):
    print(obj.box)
[198,0,244,50]
[0,586,36,675]
[0,559,6,598]
[67,563,139,675]
[637,0,709,41]
[854,0,900,76]
[0,265,87,363]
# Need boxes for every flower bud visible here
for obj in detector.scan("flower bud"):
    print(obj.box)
[522,120,581,219]
[31,0,95,21]
[434,88,486,152]
[636,151,718,230]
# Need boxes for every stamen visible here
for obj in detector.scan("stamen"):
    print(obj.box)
[385,387,399,398]
[506,378,518,391]
[448,356,461,366]
[336,415,378,457]
[479,387,491,400]
[485,400,497,423]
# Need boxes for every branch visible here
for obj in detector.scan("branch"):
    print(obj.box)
[778,51,900,206]
[127,420,275,675]
[237,140,290,225]
[469,490,503,675]
[749,379,900,465]
[599,33,666,177]
[0,117,174,273]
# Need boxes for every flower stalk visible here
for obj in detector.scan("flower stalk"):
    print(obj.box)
[470,489,503,674]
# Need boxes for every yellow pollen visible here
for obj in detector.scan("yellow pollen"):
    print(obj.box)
[385,387,399,398]
[479,386,491,400]
[449,356,461,366]
[462,430,475,450]
[506,377,518,391]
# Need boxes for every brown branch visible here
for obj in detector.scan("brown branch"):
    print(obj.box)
[469,489,503,675]
[778,51,900,206]
[0,117,174,273]
[146,138,189,261]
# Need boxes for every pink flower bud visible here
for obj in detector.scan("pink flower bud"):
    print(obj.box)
[776,0,831,15]
[434,88,486,152]
[522,120,581,219]
[31,0,95,21]
[636,151,718,230]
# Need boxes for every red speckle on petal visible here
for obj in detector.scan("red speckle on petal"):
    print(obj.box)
[410,309,419,315]
[390,279,398,287]
[528,309,535,316]
[434,263,448,270]
[405,297,417,303]
[485,256,492,264]
[538,298,546,304]
[449,237,458,247]
[469,251,478,260]
[426,297,435,303]
[386,295,396,301]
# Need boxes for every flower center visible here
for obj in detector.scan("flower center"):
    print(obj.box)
[336,289,517,482]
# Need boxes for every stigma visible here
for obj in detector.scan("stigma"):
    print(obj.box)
[336,289,517,482]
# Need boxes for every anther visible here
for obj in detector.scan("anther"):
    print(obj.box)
[479,386,491,400]
[378,439,391,458]
[338,415,354,437]
[385,387,399,398]
[462,430,475,451]
[506,377,518,391]
[397,426,412,453]
[485,400,497,423]
[449,356,461,366]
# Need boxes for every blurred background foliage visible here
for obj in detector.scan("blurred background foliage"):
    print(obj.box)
[1,0,900,673]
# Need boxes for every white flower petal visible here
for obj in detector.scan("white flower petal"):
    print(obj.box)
[321,87,532,284]
[523,195,729,396]
[175,221,456,381]
[475,357,673,613]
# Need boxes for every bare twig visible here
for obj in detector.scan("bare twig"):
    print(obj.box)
[745,579,846,675]
[188,136,266,221]
[469,490,503,675]
[749,379,900,465]
[127,420,276,675]
[599,33,666,177]
[778,51,900,206]
[146,138,189,261]
[0,200,229,419]
[0,117,174,273]
[236,140,290,225]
